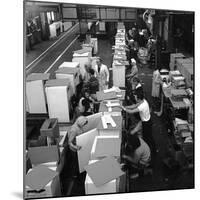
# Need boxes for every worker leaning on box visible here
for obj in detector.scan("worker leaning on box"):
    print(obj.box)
[93,57,109,91]
[66,116,88,176]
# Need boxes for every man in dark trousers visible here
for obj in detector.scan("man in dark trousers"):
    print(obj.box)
[120,90,157,154]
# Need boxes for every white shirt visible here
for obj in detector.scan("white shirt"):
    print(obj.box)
[137,99,151,122]
[136,83,142,89]
[93,64,109,82]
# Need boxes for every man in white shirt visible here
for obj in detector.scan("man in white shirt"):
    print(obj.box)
[93,57,109,91]
[120,90,156,153]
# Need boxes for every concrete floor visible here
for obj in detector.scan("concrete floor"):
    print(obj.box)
[25,24,194,197]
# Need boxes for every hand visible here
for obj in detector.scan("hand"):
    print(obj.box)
[121,106,126,111]
[76,145,82,151]
[122,154,128,159]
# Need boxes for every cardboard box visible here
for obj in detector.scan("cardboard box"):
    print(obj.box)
[45,79,72,123]
[91,136,121,160]
[25,165,61,198]
[84,157,124,187]
[72,50,91,78]
[112,63,125,87]
[26,73,50,114]
[55,67,80,94]
[85,166,117,194]
[40,118,59,138]
[170,53,185,66]
[178,63,193,88]
[28,145,60,166]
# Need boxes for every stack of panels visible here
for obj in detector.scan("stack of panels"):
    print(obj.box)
[169,53,185,70]
[112,26,127,87]
[176,58,194,88]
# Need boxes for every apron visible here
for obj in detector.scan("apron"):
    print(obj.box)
[96,64,108,91]
[151,70,161,97]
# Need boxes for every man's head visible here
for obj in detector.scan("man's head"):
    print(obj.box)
[76,116,88,128]
[126,135,141,153]
[96,57,102,67]
[135,89,144,102]
[89,68,95,76]
[131,58,137,66]
[82,88,90,98]
[84,62,92,72]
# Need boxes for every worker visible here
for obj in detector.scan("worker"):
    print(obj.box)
[93,57,109,91]
[130,77,143,94]
[87,68,99,97]
[82,62,92,84]
[120,90,156,154]
[125,76,143,105]
[122,134,151,173]
[126,58,138,79]
[86,68,99,113]
[151,67,161,98]
[66,116,88,177]
[78,89,95,116]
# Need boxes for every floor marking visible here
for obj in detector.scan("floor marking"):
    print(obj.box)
[26,23,79,69]
[44,35,79,73]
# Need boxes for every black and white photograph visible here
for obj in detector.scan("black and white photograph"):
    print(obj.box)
[22,0,195,199]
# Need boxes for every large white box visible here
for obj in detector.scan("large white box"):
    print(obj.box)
[84,157,124,187]
[99,22,105,31]
[49,21,62,38]
[85,162,117,195]
[97,115,122,138]
[179,63,193,88]
[112,63,125,87]
[45,79,72,123]
[176,58,193,71]
[91,135,121,160]
[63,21,72,31]
[170,53,185,66]
[55,67,80,95]
[26,73,50,114]
[72,50,91,78]
[25,165,61,199]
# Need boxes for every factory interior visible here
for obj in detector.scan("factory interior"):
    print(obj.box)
[24,1,194,199]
